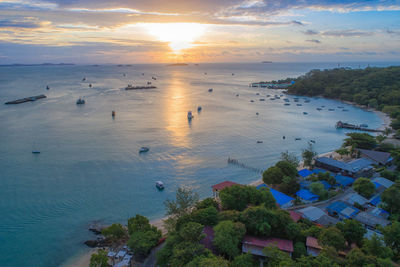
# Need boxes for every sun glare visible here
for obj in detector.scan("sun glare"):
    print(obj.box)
[144,23,206,52]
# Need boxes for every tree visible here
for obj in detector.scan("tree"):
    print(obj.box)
[187,254,230,267]
[362,234,393,259]
[318,227,346,251]
[280,175,300,195]
[262,166,284,185]
[219,185,269,211]
[286,223,302,241]
[213,221,246,259]
[337,219,366,247]
[335,147,349,159]
[345,248,374,267]
[383,221,400,258]
[178,222,205,242]
[276,160,298,178]
[128,229,161,256]
[376,135,387,144]
[310,182,327,200]
[293,242,307,259]
[101,223,126,241]
[195,198,218,210]
[193,206,218,226]
[302,144,317,168]
[239,206,274,236]
[353,178,375,198]
[89,250,108,267]
[231,253,259,267]
[128,214,151,235]
[280,151,300,167]
[259,187,277,209]
[381,182,400,214]
[343,133,377,150]
[263,245,294,266]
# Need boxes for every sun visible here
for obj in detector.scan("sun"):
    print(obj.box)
[144,23,206,52]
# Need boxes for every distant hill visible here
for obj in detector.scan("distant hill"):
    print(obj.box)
[287,66,400,130]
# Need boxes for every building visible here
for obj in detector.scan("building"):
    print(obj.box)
[335,175,354,188]
[314,157,373,178]
[211,181,239,199]
[242,235,293,257]
[358,149,393,166]
[342,192,369,207]
[326,201,359,220]
[256,184,294,209]
[371,177,395,189]
[298,169,313,178]
[296,189,319,203]
[306,236,322,256]
[369,195,381,206]
[354,211,390,229]
[298,206,326,221]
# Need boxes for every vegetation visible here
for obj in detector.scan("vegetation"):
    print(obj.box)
[262,160,300,195]
[219,185,275,211]
[343,132,377,150]
[310,182,328,200]
[101,223,126,241]
[381,181,400,215]
[353,178,375,198]
[89,250,108,267]
[302,143,317,168]
[213,220,246,259]
[337,219,366,247]
[280,151,300,167]
[127,215,161,256]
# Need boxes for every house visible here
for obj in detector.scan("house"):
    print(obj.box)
[312,169,327,175]
[326,201,359,220]
[314,157,373,178]
[371,177,395,189]
[342,192,369,207]
[368,207,390,219]
[306,236,322,256]
[358,149,393,166]
[242,235,293,257]
[256,184,294,209]
[298,169,313,178]
[335,175,354,188]
[296,189,319,203]
[212,181,239,199]
[369,195,381,206]
[298,206,326,222]
[354,211,390,229]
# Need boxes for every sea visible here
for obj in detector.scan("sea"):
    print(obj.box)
[0,62,398,267]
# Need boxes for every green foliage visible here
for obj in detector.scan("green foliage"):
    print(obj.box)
[336,147,350,158]
[89,250,108,267]
[362,234,393,259]
[310,182,327,200]
[217,210,241,222]
[128,214,151,235]
[302,143,317,168]
[318,227,346,251]
[263,245,294,266]
[262,166,284,185]
[187,254,230,267]
[231,253,259,267]
[381,181,400,214]
[276,160,298,178]
[128,228,161,256]
[345,248,374,267]
[280,175,300,195]
[239,206,273,236]
[380,170,400,182]
[293,242,307,259]
[195,198,218,210]
[101,223,126,241]
[280,151,300,167]
[178,222,205,242]
[219,185,275,211]
[213,220,246,259]
[337,219,366,247]
[383,221,400,258]
[343,132,377,150]
[192,206,218,226]
[353,177,375,198]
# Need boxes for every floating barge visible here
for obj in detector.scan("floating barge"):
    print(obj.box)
[5,94,47,105]
[335,121,383,133]
[125,85,156,90]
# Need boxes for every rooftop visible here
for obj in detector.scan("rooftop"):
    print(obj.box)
[369,195,381,206]
[326,201,359,218]
[298,169,313,177]
[371,177,395,189]
[257,184,294,207]
[212,181,239,191]
[354,212,390,228]
[306,236,322,250]
[296,189,319,201]
[243,235,293,253]
[343,192,369,206]
[316,157,373,173]
[335,175,354,187]
[298,206,326,221]
[289,211,302,222]
[358,149,392,165]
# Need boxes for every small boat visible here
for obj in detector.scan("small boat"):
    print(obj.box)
[295,137,301,141]
[112,110,116,117]
[316,107,322,111]
[305,100,310,103]
[232,73,235,76]
[123,73,126,77]
[156,181,164,190]
[236,94,239,97]
[139,147,150,153]
[82,77,86,81]
[284,103,290,106]
[294,99,299,102]
[256,93,260,95]
[270,98,275,100]
[197,106,202,112]
[328,109,335,111]
[250,100,254,102]
[257,140,263,143]
[321,105,325,108]
[266,94,270,97]
[187,111,194,120]
[303,112,308,115]
[256,112,259,115]
[76,98,85,105]
[342,109,349,112]
[204,72,207,75]
[297,104,302,106]
[259,98,265,101]
[310,140,316,143]
[46,85,49,90]
[208,88,213,92]
[89,84,92,88]
[337,106,344,108]
[283,136,285,139]
[32,150,40,154]
[147,81,152,85]
[360,124,368,128]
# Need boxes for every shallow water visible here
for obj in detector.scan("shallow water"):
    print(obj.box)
[0,62,396,266]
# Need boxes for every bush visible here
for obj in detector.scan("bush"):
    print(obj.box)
[353,178,375,198]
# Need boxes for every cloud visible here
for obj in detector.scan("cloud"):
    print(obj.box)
[0,18,48,28]
[304,29,319,35]
[321,29,373,37]
[306,39,321,43]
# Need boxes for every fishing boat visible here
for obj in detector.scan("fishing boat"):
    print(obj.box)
[328,109,335,111]
[139,147,150,153]
[295,137,301,141]
[337,106,344,108]
[46,85,49,90]
[112,110,116,117]
[89,84,92,88]
[250,100,254,102]
[342,109,349,112]
[303,112,308,115]
[187,111,193,120]
[297,104,302,106]
[310,140,316,143]
[284,103,290,106]
[256,112,259,115]
[305,100,310,103]
[208,88,213,92]
[76,98,85,105]
[316,107,322,111]
[259,98,265,101]
[197,106,202,112]
[82,77,86,81]
[156,181,164,190]
[236,94,239,97]
[257,141,263,143]
[32,151,40,154]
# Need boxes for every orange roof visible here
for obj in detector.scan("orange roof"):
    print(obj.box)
[243,235,294,253]
[212,181,239,191]
[306,236,322,250]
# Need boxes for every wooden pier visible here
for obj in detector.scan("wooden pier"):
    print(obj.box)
[228,157,264,174]
[335,121,383,133]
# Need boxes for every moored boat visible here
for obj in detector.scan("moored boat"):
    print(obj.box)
[156,181,164,190]
[139,147,150,153]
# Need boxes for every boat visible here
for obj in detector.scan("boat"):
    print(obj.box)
[89,84,92,88]
[156,181,164,190]
[250,100,254,102]
[321,105,325,108]
[295,137,301,141]
[328,109,335,111]
[342,109,349,112]
[310,140,316,143]
[303,112,308,115]
[360,124,368,128]
[76,98,85,105]
[270,98,275,100]
[139,147,150,153]
[305,100,310,103]
[297,104,302,106]
[284,103,290,106]
[283,136,285,139]
[256,93,260,95]
[259,98,265,101]
[256,112,259,115]
[197,106,202,112]
[208,88,213,92]
[337,106,344,108]
[316,107,322,111]
[187,111,193,120]
[46,85,49,90]
[32,151,40,154]
[5,94,47,105]
[82,77,86,81]
[112,110,116,117]
[125,84,156,90]
[236,94,239,97]
[257,141,263,143]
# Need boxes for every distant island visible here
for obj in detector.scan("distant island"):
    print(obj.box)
[0,63,74,67]
[261,61,273,63]
[167,63,188,66]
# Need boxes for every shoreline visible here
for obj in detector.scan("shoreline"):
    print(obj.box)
[63,100,392,267]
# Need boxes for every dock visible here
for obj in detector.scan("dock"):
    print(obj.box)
[335,121,383,133]
[228,157,264,174]
[5,94,47,105]
[125,85,156,90]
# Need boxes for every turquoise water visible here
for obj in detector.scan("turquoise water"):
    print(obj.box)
[0,62,396,266]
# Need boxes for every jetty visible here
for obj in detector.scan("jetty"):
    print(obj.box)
[5,94,46,105]
[125,85,156,90]
[335,121,383,133]
[228,157,264,174]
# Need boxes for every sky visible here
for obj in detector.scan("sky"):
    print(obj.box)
[0,0,400,63]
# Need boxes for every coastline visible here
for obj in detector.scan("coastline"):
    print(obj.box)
[63,101,392,267]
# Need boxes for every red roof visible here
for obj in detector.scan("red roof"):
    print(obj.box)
[243,235,293,253]
[306,236,322,250]
[289,211,302,222]
[212,181,239,191]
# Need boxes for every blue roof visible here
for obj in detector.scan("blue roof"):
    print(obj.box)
[256,184,294,206]
[369,195,381,206]
[319,180,332,190]
[373,182,381,189]
[326,201,359,218]
[312,168,327,174]
[296,189,319,201]
[347,158,374,171]
[299,180,312,189]
[335,175,354,187]
[298,169,312,177]
[316,157,373,173]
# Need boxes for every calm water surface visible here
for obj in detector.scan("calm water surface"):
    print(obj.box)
[0,62,396,266]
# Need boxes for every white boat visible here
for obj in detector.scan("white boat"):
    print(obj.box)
[156,181,164,190]
[139,147,150,153]
[32,150,40,154]
[187,111,193,120]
